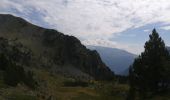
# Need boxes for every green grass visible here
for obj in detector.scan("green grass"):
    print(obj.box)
[71,92,99,100]
[1,68,170,100]
[0,80,7,89]
[0,69,129,100]
[7,94,37,100]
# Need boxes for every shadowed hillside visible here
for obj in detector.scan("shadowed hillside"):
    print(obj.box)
[0,14,114,80]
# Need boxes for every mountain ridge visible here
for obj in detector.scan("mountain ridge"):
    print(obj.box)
[0,14,114,80]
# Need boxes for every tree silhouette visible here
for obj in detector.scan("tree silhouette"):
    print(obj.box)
[129,29,170,99]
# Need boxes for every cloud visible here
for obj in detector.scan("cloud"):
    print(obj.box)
[0,0,170,53]
[82,39,143,54]
[143,29,150,32]
[82,39,117,48]
[1,0,170,39]
[160,26,170,30]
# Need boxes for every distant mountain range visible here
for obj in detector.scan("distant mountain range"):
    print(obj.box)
[167,47,170,51]
[87,46,137,75]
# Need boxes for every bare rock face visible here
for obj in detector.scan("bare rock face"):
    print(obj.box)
[0,14,114,80]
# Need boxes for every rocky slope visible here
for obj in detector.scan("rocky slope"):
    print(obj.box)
[0,14,114,80]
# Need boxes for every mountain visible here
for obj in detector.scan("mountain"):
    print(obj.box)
[0,14,114,80]
[167,47,170,51]
[87,46,137,75]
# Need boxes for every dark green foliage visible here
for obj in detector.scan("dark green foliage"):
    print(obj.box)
[0,53,37,88]
[128,29,170,99]
[0,37,32,66]
[126,87,136,100]
[3,62,25,86]
[63,80,89,87]
[0,54,8,70]
[24,71,38,89]
[115,75,128,84]
[7,94,37,100]
[0,37,37,88]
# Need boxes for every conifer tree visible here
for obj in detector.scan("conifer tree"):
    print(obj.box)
[129,29,170,98]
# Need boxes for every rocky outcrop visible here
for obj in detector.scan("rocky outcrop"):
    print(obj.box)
[0,14,114,80]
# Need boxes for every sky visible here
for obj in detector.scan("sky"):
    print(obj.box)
[1,0,170,54]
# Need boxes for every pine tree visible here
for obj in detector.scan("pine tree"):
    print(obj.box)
[129,29,170,98]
